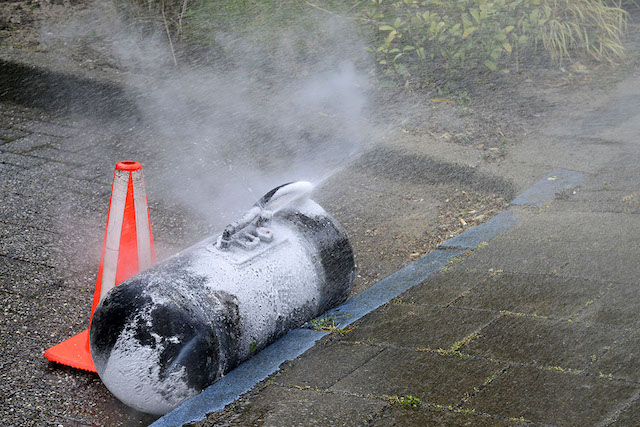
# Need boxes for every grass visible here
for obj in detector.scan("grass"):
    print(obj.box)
[541,0,629,64]
[124,0,633,93]
[308,314,354,336]
[399,395,422,408]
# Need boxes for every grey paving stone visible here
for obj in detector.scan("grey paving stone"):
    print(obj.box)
[323,249,465,329]
[0,127,30,143]
[0,133,59,154]
[614,399,640,427]
[39,173,110,197]
[462,238,579,276]
[371,405,525,426]
[0,186,106,232]
[341,304,497,350]
[586,330,640,382]
[576,282,640,328]
[331,348,503,406]
[28,146,99,165]
[202,385,388,426]
[0,151,46,168]
[463,315,621,369]
[464,366,639,426]
[0,221,59,267]
[276,342,383,389]
[558,242,640,285]
[30,159,106,181]
[13,120,79,138]
[453,272,608,318]
[400,268,492,307]
[0,254,60,298]
[548,199,640,215]
[49,130,111,154]
[500,211,639,245]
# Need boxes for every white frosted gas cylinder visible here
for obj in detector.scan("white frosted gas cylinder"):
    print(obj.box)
[89,182,355,415]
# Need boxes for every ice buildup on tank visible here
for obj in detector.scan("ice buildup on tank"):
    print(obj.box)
[89,181,355,415]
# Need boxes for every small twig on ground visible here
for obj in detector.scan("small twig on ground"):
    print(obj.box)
[178,0,189,36]
[350,1,363,11]
[161,1,178,66]
[305,1,374,23]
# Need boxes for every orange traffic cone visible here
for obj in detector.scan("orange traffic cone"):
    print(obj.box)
[44,160,155,372]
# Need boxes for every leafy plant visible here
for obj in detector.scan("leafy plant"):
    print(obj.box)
[399,395,422,407]
[365,0,629,81]
[308,315,354,335]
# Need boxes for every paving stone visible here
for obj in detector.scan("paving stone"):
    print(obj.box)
[331,348,503,406]
[0,151,46,168]
[614,399,640,426]
[0,133,60,154]
[0,127,30,143]
[31,159,106,181]
[400,269,492,306]
[464,366,639,426]
[462,238,579,276]
[0,254,60,298]
[586,330,640,382]
[453,272,607,318]
[13,120,79,138]
[558,242,640,285]
[499,211,638,245]
[204,385,388,426]
[28,146,100,165]
[40,173,110,198]
[371,405,524,426]
[50,130,112,154]
[0,221,59,264]
[463,315,621,369]
[571,189,635,202]
[548,199,640,214]
[275,342,383,389]
[576,282,640,328]
[341,304,497,350]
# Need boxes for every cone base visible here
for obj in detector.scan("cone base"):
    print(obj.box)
[44,329,96,372]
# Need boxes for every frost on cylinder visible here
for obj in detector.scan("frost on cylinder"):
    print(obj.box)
[89,181,355,415]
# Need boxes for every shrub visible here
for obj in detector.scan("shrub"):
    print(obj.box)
[365,0,629,80]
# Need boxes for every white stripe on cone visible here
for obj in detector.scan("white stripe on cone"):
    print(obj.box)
[100,169,129,301]
[132,169,152,271]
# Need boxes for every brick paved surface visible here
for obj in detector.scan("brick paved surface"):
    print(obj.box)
[2,14,640,427]
[194,71,640,426]
[0,65,513,425]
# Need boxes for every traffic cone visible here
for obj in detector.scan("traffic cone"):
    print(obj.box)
[44,160,155,372]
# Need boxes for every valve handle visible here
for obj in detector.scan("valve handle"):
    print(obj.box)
[217,181,314,250]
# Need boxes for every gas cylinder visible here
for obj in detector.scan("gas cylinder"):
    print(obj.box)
[89,181,355,415]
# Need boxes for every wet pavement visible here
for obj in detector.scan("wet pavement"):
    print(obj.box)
[2,14,640,427]
[192,73,640,425]
[0,60,510,425]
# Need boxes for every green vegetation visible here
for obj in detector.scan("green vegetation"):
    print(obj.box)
[125,0,632,86]
[399,394,422,407]
[309,314,354,335]
[367,0,629,81]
